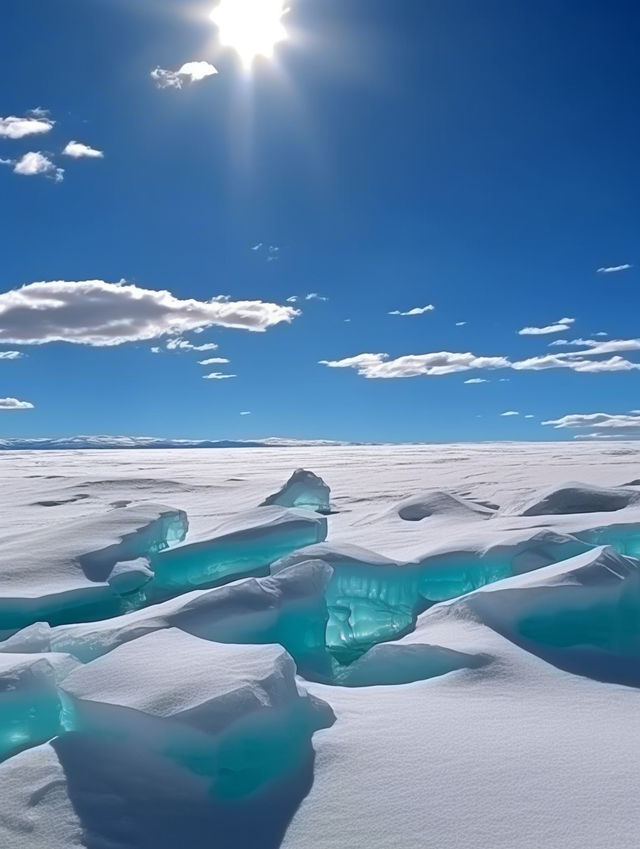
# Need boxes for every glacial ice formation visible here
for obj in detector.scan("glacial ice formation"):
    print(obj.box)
[261,469,332,513]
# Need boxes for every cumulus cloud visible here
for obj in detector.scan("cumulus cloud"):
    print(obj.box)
[2,152,64,182]
[518,317,575,336]
[389,305,435,317]
[0,397,33,410]
[0,112,54,139]
[319,351,510,379]
[198,357,230,365]
[151,61,218,89]
[0,280,299,346]
[501,411,519,416]
[202,372,236,380]
[597,264,632,273]
[62,141,104,159]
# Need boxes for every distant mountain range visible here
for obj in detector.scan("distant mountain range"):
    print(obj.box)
[0,435,362,451]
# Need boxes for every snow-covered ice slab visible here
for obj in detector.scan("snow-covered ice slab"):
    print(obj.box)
[0,504,187,635]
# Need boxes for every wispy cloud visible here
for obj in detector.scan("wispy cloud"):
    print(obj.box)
[0,397,34,410]
[389,305,435,317]
[501,411,519,416]
[166,338,219,352]
[2,152,64,182]
[306,293,329,302]
[0,280,299,346]
[597,264,632,274]
[198,357,230,365]
[151,61,218,89]
[0,111,54,140]
[549,338,640,357]
[518,317,575,336]
[455,321,467,326]
[62,141,104,159]
[464,378,488,384]
[0,351,23,360]
[512,354,640,372]
[202,372,236,380]
[240,411,251,415]
[542,411,640,439]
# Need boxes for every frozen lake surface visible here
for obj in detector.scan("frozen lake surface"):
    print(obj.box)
[1,443,639,849]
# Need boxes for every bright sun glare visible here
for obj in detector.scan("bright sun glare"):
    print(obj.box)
[210,0,289,68]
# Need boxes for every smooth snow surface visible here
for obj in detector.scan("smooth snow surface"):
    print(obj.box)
[1,443,640,848]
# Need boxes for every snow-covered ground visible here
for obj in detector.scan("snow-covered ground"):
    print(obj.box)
[1,443,639,848]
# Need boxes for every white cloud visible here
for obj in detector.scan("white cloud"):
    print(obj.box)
[62,141,104,159]
[389,305,435,317]
[306,293,329,302]
[166,338,219,352]
[251,243,263,251]
[464,378,488,384]
[0,280,299,346]
[198,357,230,365]
[549,338,640,356]
[525,414,535,419]
[4,152,64,182]
[512,354,640,372]
[151,61,218,89]
[501,411,519,416]
[240,411,251,415]
[286,296,298,303]
[0,397,33,410]
[0,351,23,360]
[0,112,54,140]
[597,264,632,273]
[202,372,236,380]
[455,321,467,326]
[320,351,510,379]
[542,412,640,431]
[518,317,575,336]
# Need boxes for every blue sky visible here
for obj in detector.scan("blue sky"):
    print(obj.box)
[1,0,639,442]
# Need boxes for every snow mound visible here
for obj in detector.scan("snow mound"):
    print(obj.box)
[519,482,640,516]
[459,546,640,687]
[260,469,331,513]
[395,490,495,521]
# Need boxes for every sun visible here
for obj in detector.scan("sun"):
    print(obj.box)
[210,0,289,68]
